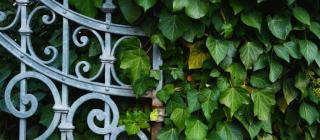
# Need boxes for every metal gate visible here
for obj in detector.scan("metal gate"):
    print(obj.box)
[0,0,163,139]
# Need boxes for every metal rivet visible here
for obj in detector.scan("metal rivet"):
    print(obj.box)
[63,10,67,14]
[106,25,110,29]
[20,55,24,59]
[62,77,65,81]
[105,87,109,91]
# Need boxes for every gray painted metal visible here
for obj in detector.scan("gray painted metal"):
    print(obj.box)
[0,0,162,139]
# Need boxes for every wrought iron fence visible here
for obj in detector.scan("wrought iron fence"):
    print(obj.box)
[0,0,163,139]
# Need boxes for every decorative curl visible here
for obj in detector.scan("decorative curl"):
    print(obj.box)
[25,6,58,64]
[0,7,21,31]
[4,71,61,118]
[72,26,105,81]
[66,93,120,139]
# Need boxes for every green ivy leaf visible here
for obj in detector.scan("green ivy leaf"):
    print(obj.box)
[156,84,175,103]
[185,118,208,140]
[240,42,264,69]
[199,88,220,120]
[206,37,231,65]
[187,89,201,113]
[170,108,190,132]
[216,122,243,140]
[69,0,102,17]
[229,0,245,15]
[292,6,310,25]
[172,0,189,12]
[309,22,320,39]
[183,20,206,42]
[273,44,290,63]
[241,11,262,31]
[250,71,271,88]
[299,40,318,65]
[151,34,166,50]
[135,0,158,11]
[315,51,320,68]
[235,106,262,139]
[252,89,276,120]
[120,48,151,83]
[132,76,156,97]
[267,14,292,40]
[157,128,179,140]
[159,14,187,41]
[269,58,283,82]
[253,54,268,71]
[294,71,309,98]
[226,63,247,86]
[284,41,302,59]
[220,87,250,116]
[282,78,299,105]
[299,102,319,125]
[185,0,209,19]
[118,0,143,23]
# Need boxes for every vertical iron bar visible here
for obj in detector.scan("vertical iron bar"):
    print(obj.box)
[17,0,30,140]
[61,0,69,139]
[103,0,113,139]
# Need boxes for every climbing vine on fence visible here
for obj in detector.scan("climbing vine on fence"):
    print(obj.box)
[1,0,320,139]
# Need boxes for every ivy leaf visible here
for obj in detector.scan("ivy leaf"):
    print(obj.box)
[229,0,245,15]
[295,71,309,98]
[240,42,264,69]
[172,0,189,12]
[269,58,283,82]
[235,106,263,139]
[187,89,201,113]
[188,42,210,69]
[159,14,187,41]
[157,128,179,140]
[135,0,158,11]
[299,102,319,125]
[156,84,175,103]
[206,37,231,65]
[273,45,290,63]
[283,78,299,105]
[241,11,262,31]
[252,89,276,120]
[299,40,318,65]
[284,41,302,59]
[166,94,186,115]
[219,87,250,116]
[170,108,190,132]
[309,22,320,39]
[183,20,206,42]
[253,54,268,71]
[315,51,320,68]
[118,0,143,23]
[132,76,156,97]
[120,49,151,83]
[226,63,247,86]
[267,14,292,40]
[199,88,220,120]
[69,0,102,17]
[250,71,271,88]
[151,34,166,50]
[185,0,209,19]
[185,118,208,140]
[216,122,243,140]
[292,6,310,25]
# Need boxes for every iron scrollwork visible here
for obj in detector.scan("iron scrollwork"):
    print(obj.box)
[0,0,163,139]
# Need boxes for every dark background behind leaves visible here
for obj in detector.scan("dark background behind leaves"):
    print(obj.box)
[1,0,320,139]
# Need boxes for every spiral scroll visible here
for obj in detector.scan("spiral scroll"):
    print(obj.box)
[72,26,105,81]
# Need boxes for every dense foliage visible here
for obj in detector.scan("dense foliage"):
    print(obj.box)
[1,0,320,139]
